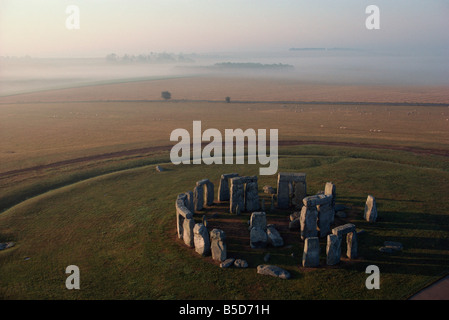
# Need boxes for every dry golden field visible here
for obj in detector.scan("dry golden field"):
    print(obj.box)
[1,76,448,174]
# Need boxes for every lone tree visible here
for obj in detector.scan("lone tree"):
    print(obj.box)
[161,91,171,100]
[225,96,231,103]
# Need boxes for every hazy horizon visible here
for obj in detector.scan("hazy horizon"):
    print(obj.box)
[1,1,448,58]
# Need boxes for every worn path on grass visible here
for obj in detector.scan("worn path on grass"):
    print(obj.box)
[1,139,448,178]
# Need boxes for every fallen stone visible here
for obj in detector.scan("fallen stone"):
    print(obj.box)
[234,259,248,268]
[384,241,403,250]
[334,204,348,212]
[155,165,164,172]
[220,258,235,268]
[267,225,284,247]
[257,265,291,280]
[0,242,15,250]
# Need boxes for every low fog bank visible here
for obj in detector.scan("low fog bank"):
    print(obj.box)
[1,48,448,96]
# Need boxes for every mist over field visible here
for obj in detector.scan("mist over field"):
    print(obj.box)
[1,48,448,96]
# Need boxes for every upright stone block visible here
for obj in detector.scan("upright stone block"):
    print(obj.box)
[194,184,204,211]
[230,178,244,214]
[250,227,268,249]
[324,182,336,209]
[250,212,267,230]
[193,223,210,256]
[210,229,227,262]
[205,181,214,206]
[302,237,320,267]
[326,234,341,265]
[245,181,260,212]
[267,224,284,247]
[316,194,334,238]
[300,205,318,240]
[346,231,358,259]
[182,217,195,248]
[277,172,307,209]
[364,195,378,222]
[218,173,239,202]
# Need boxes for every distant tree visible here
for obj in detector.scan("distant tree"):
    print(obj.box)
[225,96,231,103]
[161,91,171,100]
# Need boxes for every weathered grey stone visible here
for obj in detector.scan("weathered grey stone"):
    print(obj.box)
[335,211,347,218]
[290,211,301,221]
[230,178,245,214]
[317,195,334,238]
[300,205,318,240]
[257,265,291,280]
[218,173,239,202]
[263,185,275,194]
[175,193,193,239]
[194,184,204,211]
[326,234,341,265]
[277,172,307,209]
[210,229,227,262]
[384,241,403,251]
[332,223,356,237]
[193,223,210,256]
[334,204,348,212]
[0,242,15,250]
[346,231,358,259]
[250,212,267,230]
[182,217,195,248]
[220,258,235,268]
[205,181,214,206]
[250,227,268,249]
[364,195,378,222]
[245,181,260,212]
[324,182,336,208]
[185,191,194,212]
[267,224,284,247]
[288,218,301,230]
[302,237,320,267]
[155,165,164,172]
[234,259,248,268]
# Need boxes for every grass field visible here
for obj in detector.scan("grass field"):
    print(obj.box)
[0,76,449,299]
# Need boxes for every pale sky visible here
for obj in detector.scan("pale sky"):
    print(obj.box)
[1,0,448,57]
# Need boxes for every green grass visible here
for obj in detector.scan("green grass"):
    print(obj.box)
[1,146,448,299]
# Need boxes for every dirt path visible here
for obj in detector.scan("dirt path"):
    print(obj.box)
[1,140,448,178]
[409,275,449,300]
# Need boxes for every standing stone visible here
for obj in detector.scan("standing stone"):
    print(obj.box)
[250,227,268,249]
[236,204,241,216]
[185,191,194,212]
[205,181,214,206]
[317,195,334,238]
[245,181,260,212]
[218,173,239,202]
[193,223,210,256]
[346,231,358,259]
[250,212,267,230]
[182,217,195,248]
[210,229,227,262]
[270,195,275,211]
[230,178,244,214]
[302,237,320,267]
[194,185,204,211]
[364,195,378,222]
[300,205,318,240]
[267,224,284,247]
[326,234,341,265]
[324,182,336,209]
[277,172,307,209]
